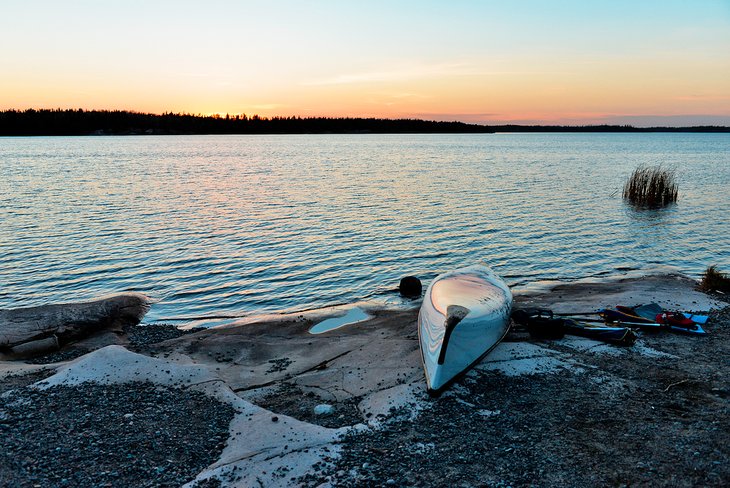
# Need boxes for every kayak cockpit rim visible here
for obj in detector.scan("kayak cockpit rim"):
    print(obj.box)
[437,305,470,365]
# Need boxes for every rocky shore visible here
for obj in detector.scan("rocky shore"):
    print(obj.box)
[0,380,233,488]
[0,273,728,487]
[302,305,730,487]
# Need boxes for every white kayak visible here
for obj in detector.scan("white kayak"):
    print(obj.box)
[418,264,512,395]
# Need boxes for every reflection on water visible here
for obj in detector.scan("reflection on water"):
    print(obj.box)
[1,133,728,324]
[623,205,679,259]
[308,307,370,334]
[624,204,677,223]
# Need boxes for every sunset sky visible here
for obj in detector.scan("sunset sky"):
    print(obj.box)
[2,0,729,126]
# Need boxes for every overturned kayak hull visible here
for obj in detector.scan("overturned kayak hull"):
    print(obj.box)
[418,265,512,395]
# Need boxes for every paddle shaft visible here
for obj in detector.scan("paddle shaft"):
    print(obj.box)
[556,310,708,321]
[561,316,662,327]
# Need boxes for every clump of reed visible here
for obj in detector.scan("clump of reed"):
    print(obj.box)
[622,165,678,207]
[699,265,730,293]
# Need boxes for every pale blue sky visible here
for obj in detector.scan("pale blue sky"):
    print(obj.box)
[2,0,729,125]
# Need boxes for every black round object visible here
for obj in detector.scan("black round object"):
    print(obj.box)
[399,276,422,298]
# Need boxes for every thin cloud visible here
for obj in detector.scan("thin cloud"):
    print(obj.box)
[464,113,730,127]
[301,62,475,86]
[416,112,501,118]
[249,104,288,111]
[674,95,730,101]
[388,92,431,99]
[302,62,578,87]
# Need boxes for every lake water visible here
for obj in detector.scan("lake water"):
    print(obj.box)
[1,133,728,324]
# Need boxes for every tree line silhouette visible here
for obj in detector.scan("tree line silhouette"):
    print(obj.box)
[0,109,727,135]
[0,109,494,135]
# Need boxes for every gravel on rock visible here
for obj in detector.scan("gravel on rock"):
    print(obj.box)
[0,370,54,395]
[126,323,203,350]
[19,324,200,365]
[254,383,362,429]
[300,307,730,488]
[25,348,93,365]
[0,381,235,488]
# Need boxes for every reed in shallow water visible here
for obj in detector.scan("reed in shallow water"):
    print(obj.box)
[699,265,730,293]
[623,165,678,207]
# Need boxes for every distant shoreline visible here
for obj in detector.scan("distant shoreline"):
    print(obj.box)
[1,109,729,136]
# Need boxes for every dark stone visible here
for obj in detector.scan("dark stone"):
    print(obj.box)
[399,276,422,298]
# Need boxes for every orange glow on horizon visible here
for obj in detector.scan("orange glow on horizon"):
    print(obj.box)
[1,1,728,127]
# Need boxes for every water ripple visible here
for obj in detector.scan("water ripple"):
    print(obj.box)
[1,133,729,323]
